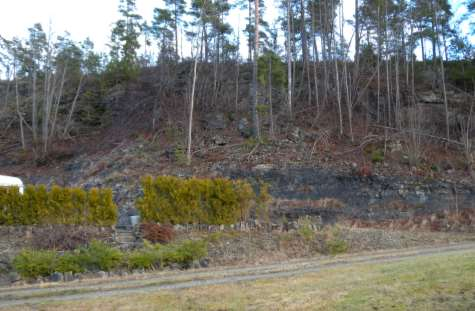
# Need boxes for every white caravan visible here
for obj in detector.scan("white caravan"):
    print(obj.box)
[0,175,24,194]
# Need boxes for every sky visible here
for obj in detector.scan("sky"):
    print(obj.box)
[0,0,349,58]
[0,0,472,60]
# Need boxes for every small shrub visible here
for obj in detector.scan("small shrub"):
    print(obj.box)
[79,241,123,271]
[158,240,208,267]
[127,249,161,270]
[56,252,84,274]
[371,149,384,163]
[255,183,272,222]
[140,223,175,244]
[13,250,57,279]
[297,218,315,242]
[326,239,349,255]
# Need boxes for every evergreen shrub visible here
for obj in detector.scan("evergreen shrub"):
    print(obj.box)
[0,186,117,226]
[136,176,258,225]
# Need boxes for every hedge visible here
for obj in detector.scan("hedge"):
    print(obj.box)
[136,176,257,225]
[0,185,117,226]
[13,239,208,279]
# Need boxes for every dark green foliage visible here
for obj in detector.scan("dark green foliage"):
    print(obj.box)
[56,252,85,274]
[136,176,258,225]
[326,239,349,255]
[157,239,208,267]
[78,240,123,272]
[127,248,161,270]
[12,239,207,279]
[0,186,117,226]
[12,249,57,279]
[257,51,286,88]
[371,149,385,163]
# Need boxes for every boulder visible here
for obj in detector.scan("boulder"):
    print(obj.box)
[64,271,74,282]
[8,272,21,283]
[97,271,108,278]
[287,127,302,142]
[238,118,252,138]
[49,272,63,282]
[418,91,441,104]
[211,135,227,146]
[199,258,210,268]
[252,164,275,173]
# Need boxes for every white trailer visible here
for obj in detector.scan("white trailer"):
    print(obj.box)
[0,175,24,194]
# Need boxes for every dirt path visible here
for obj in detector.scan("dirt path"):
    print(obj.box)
[1,242,475,308]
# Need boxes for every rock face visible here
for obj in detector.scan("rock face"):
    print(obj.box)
[226,167,475,223]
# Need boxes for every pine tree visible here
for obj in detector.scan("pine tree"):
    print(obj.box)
[109,0,142,81]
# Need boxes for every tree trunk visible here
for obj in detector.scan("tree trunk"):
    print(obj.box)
[353,0,360,103]
[268,57,274,138]
[251,0,260,139]
[187,30,202,165]
[13,62,25,150]
[287,0,293,119]
[63,75,84,136]
[332,0,343,135]
[434,1,449,143]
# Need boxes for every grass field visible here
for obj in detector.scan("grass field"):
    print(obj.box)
[6,250,475,311]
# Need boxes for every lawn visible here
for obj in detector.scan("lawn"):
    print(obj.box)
[8,250,475,311]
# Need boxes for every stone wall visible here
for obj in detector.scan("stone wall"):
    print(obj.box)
[0,226,114,271]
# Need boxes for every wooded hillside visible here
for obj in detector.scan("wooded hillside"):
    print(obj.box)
[0,0,474,170]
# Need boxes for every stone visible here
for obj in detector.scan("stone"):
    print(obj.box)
[192,260,201,269]
[211,135,227,146]
[287,127,302,142]
[97,271,107,279]
[252,164,274,172]
[199,258,210,268]
[418,91,441,103]
[389,140,403,153]
[169,263,181,270]
[50,272,63,282]
[8,272,21,283]
[238,118,252,138]
[64,271,74,282]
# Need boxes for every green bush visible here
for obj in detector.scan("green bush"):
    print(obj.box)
[326,239,349,255]
[371,149,385,163]
[12,249,57,279]
[12,239,208,280]
[297,218,315,242]
[158,239,208,267]
[127,248,161,270]
[0,185,117,226]
[78,240,123,272]
[56,252,85,274]
[136,176,258,225]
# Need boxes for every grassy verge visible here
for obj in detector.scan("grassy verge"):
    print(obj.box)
[8,250,475,311]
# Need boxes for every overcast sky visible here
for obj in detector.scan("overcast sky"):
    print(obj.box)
[0,0,472,59]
